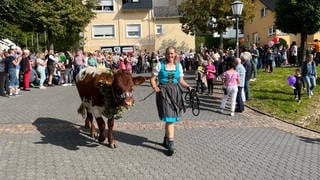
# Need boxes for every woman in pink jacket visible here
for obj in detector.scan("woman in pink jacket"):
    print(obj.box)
[119,53,126,70]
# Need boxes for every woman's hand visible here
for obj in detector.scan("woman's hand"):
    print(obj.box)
[150,74,160,92]
[187,86,193,92]
[153,86,161,92]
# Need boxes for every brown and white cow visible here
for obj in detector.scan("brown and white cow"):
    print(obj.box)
[76,67,145,148]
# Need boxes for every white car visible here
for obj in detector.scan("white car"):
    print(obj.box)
[0,39,18,51]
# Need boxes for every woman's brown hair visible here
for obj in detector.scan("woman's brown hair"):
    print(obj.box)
[165,46,179,64]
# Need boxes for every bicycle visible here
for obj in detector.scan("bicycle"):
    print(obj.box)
[184,88,200,116]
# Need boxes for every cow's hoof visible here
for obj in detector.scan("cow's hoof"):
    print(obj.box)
[93,133,99,140]
[91,132,99,139]
[109,143,117,149]
[98,136,106,143]
[84,124,90,129]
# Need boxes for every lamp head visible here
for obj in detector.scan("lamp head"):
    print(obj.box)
[231,0,244,17]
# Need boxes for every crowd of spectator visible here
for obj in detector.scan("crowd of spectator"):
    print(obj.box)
[0,48,167,97]
[187,40,319,114]
[0,40,318,101]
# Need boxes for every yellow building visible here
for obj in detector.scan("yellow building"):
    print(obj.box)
[83,0,195,53]
[244,0,320,48]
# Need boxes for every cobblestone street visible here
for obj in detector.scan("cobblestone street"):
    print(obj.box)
[0,73,319,180]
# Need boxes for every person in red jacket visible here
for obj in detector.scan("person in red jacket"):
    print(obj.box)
[21,49,32,91]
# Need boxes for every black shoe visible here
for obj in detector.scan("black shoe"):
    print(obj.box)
[163,137,168,149]
[235,108,244,112]
[167,140,175,156]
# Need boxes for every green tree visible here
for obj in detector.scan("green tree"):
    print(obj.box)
[275,0,320,63]
[158,39,189,54]
[22,0,96,51]
[0,0,33,49]
[178,0,254,49]
[0,0,20,37]
[1,0,96,51]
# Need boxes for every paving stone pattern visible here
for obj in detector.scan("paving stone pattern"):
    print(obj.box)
[0,73,319,180]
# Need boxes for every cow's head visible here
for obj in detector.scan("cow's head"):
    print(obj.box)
[104,70,145,107]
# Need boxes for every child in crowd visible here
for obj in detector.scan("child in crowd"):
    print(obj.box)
[292,68,303,103]
[195,61,205,93]
[265,48,274,73]
[206,59,216,95]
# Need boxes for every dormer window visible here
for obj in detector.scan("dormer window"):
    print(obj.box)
[122,0,152,10]
[260,7,268,17]
[122,0,140,4]
[95,0,114,12]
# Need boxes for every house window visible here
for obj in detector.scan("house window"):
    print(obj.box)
[92,25,115,38]
[95,0,114,12]
[122,0,139,3]
[156,25,162,35]
[268,26,275,36]
[126,24,141,37]
[253,33,259,44]
[260,7,268,17]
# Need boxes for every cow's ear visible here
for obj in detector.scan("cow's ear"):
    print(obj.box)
[133,76,146,86]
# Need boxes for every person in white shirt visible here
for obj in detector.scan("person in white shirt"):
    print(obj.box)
[36,53,47,89]
[46,49,59,86]
[289,41,298,66]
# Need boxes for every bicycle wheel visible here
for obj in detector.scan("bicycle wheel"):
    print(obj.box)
[191,94,200,116]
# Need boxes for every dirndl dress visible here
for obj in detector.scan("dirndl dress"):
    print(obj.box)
[155,61,185,123]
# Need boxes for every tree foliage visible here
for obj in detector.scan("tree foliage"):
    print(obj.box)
[275,0,320,35]
[178,0,254,48]
[0,0,96,51]
[158,39,189,54]
[275,0,320,62]
[0,0,21,37]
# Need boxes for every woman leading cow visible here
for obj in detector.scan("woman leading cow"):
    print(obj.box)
[150,46,192,156]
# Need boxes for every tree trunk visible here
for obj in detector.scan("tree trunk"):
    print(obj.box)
[47,29,54,50]
[219,33,224,49]
[299,33,307,64]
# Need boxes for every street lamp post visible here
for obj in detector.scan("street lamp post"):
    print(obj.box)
[231,0,243,58]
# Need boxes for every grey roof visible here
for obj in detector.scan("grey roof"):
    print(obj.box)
[152,0,182,18]
[153,6,179,18]
[122,0,152,10]
[260,0,278,11]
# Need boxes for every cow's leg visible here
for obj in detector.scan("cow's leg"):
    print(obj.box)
[84,112,92,129]
[107,117,116,148]
[87,112,98,139]
[96,117,106,143]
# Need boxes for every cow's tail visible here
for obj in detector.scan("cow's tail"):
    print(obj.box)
[77,103,86,118]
